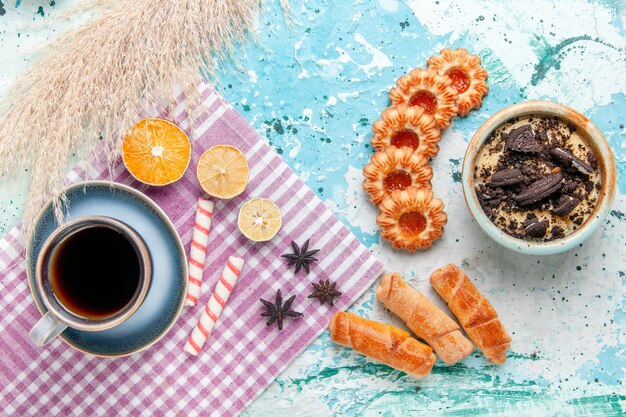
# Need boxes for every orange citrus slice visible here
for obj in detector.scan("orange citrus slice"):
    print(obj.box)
[238,198,282,242]
[196,145,249,199]
[122,118,191,186]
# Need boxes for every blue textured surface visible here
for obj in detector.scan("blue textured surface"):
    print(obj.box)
[0,0,625,415]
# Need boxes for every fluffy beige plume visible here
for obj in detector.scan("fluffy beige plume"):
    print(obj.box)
[0,0,269,238]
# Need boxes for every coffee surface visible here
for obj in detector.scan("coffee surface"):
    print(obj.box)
[50,226,140,319]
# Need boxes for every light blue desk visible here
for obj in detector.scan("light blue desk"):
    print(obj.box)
[1,1,624,415]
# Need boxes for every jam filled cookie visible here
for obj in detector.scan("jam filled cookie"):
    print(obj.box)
[377,186,447,251]
[389,68,458,129]
[427,48,489,117]
[371,103,441,159]
[363,146,433,205]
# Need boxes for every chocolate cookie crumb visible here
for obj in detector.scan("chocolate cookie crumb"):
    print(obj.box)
[551,225,565,239]
[524,218,549,238]
[551,195,581,216]
[487,168,525,187]
[505,125,542,154]
[550,147,593,175]
[514,173,563,206]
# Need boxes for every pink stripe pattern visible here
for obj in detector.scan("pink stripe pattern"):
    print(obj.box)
[0,82,384,417]
[185,197,215,306]
[185,256,245,356]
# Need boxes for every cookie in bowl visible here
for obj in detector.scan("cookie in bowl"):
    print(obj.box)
[462,101,616,254]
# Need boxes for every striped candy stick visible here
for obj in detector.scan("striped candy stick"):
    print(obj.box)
[185,197,215,307]
[184,256,245,356]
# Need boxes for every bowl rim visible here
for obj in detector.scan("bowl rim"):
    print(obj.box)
[461,100,617,255]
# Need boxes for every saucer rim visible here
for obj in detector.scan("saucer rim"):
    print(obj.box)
[26,180,188,357]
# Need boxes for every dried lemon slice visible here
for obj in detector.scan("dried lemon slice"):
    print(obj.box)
[238,198,282,242]
[122,118,191,186]
[197,145,249,199]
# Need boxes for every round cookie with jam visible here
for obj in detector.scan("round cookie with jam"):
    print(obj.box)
[363,146,433,205]
[377,186,447,251]
[427,48,489,117]
[371,103,441,159]
[389,68,459,129]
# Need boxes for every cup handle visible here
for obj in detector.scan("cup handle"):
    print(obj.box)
[29,312,67,346]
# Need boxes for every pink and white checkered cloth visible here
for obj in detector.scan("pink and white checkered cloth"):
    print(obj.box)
[0,82,384,416]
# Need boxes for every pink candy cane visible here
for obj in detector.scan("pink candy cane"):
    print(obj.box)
[184,256,245,356]
[185,197,215,307]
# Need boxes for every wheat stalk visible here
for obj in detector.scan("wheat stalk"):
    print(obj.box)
[0,0,273,239]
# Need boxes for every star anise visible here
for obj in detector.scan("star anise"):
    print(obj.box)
[281,239,320,274]
[260,289,303,330]
[307,279,342,306]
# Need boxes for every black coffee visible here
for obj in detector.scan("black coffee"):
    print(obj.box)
[50,225,140,319]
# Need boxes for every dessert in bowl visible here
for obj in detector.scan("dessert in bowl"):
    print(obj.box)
[462,101,616,255]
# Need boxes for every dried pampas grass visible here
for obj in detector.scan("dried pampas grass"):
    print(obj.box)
[0,0,274,238]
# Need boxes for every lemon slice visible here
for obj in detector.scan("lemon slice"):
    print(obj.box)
[197,145,249,199]
[122,118,191,186]
[238,198,282,242]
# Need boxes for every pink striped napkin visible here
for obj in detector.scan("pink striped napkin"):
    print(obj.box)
[0,82,384,416]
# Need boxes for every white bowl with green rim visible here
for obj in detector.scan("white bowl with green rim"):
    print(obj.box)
[461,101,617,255]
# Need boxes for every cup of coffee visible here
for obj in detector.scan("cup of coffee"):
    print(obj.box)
[29,216,152,346]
